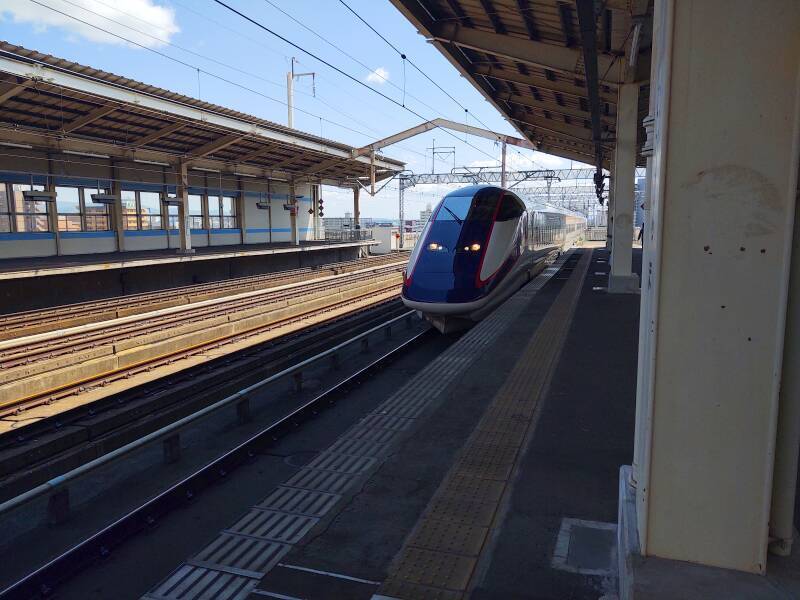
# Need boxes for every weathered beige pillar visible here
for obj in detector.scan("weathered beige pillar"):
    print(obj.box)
[632,0,800,573]
[608,83,640,293]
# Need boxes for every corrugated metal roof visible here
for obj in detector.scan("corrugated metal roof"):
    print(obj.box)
[0,41,404,185]
[389,0,651,169]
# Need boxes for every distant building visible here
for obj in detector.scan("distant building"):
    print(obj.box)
[634,177,646,228]
[419,203,432,225]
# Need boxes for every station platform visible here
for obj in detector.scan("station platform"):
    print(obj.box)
[44,246,641,599]
[0,240,375,312]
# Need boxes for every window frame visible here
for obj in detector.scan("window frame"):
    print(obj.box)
[207,193,238,230]
[55,186,112,232]
[121,189,165,231]
[2,182,52,233]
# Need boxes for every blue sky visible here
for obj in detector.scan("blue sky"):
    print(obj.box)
[0,0,584,218]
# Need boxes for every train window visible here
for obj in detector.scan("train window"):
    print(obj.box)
[496,194,524,222]
[438,194,472,222]
[468,188,501,221]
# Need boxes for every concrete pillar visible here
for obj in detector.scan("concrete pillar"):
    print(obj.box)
[632,0,800,574]
[607,83,639,293]
[770,193,800,555]
[176,161,193,254]
[353,186,360,230]
[605,168,614,250]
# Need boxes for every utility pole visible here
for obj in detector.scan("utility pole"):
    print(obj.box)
[287,57,315,129]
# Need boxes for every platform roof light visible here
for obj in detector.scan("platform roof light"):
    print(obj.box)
[63,150,110,159]
[133,159,170,166]
[22,190,57,202]
[0,142,33,149]
[162,195,183,206]
[89,193,120,205]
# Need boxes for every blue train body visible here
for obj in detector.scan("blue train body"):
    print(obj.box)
[401,185,584,332]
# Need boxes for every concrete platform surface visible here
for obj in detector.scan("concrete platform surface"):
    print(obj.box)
[121,248,642,600]
[0,240,375,279]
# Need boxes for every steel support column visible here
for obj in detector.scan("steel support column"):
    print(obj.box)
[607,83,639,293]
[176,161,193,254]
[353,186,360,230]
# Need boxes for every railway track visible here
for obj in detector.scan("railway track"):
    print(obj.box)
[0,309,434,600]
[0,253,408,341]
[0,259,407,419]
[0,299,411,500]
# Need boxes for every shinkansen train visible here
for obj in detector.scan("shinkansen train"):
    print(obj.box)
[401,185,585,332]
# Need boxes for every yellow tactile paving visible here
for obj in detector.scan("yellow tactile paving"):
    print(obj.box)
[380,250,591,599]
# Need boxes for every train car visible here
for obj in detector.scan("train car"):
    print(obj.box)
[401,185,584,332]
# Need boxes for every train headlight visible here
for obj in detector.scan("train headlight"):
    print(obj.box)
[428,242,443,251]
[470,243,481,251]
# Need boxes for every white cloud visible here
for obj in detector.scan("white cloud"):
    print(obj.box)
[0,0,179,48]
[366,66,389,85]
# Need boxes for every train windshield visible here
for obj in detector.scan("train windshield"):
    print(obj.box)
[409,187,503,278]
[438,190,499,223]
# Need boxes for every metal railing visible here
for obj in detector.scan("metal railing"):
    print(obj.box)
[586,227,607,241]
[325,229,373,242]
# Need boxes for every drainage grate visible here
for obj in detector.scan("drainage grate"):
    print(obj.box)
[143,564,257,600]
[358,413,415,431]
[283,468,354,494]
[225,509,318,544]
[304,452,377,474]
[257,487,340,517]
[190,533,289,578]
[327,436,388,457]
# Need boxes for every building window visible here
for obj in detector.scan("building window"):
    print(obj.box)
[121,190,138,230]
[189,194,204,229]
[121,190,164,230]
[139,191,163,230]
[0,184,11,233]
[12,183,50,232]
[56,186,112,232]
[167,203,179,230]
[83,188,111,231]
[208,195,237,229]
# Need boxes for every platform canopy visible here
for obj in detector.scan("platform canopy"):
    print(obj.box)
[0,42,404,186]
[389,0,652,169]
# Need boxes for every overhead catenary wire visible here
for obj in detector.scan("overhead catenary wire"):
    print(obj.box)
[210,0,501,163]
[23,0,452,169]
[25,0,392,143]
[335,0,538,169]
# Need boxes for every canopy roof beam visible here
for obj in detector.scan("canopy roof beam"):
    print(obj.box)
[429,22,622,84]
[353,117,535,158]
[62,103,117,133]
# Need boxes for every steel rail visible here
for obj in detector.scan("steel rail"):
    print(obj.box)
[0,315,427,600]
[0,253,408,336]
[0,262,406,357]
[0,280,402,416]
[0,310,417,518]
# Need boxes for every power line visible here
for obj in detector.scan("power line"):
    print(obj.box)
[260,0,447,120]
[110,0,444,165]
[26,0,386,143]
[30,0,452,169]
[335,0,538,169]
[210,0,499,163]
